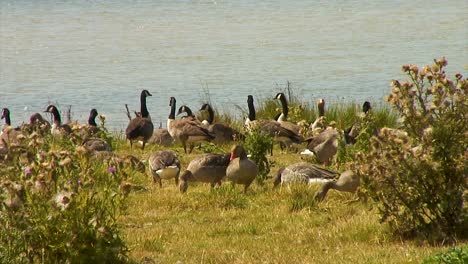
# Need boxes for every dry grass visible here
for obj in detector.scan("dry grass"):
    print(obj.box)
[118,144,454,264]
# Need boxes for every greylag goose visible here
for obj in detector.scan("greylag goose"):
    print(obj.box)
[179,153,230,193]
[148,150,181,187]
[309,98,326,131]
[226,145,258,193]
[125,90,154,150]
[273,162,339,188]
[303,127,340,165]
[167,97,215,153]
[149,122,174,147]
[315,170,360,201]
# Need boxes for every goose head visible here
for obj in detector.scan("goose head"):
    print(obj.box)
[177,105,194,117]
[317,98,325,117]
[274,92,289,121]
[229,145,248,161]
[1,108,11,125]
[88,109,98,126]
[45,105,62,124]
[141,89,152,98]
[363,101,371,114]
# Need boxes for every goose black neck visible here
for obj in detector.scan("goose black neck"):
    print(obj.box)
[247,97,256,121]
[206,105,214,123]
[140,93,150,118]
[185,107,194,117]
[88,115,97,127]
[279,96,288,117]
[51,108,62,125]
[2,109,11,126]
[169,98,176,119]
[318,103,325,117]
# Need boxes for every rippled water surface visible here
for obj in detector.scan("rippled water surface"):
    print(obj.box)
[1,0,467,130]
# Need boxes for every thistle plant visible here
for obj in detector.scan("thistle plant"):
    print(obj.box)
[352,58,467,243]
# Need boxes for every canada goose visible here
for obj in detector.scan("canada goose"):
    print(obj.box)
[44,105,73,136]
[315,170,360,201]
[148,150,181,187]
[245,95,303,153]
[167,97,215,153]
[344,101,372,144]
[26,112,51,134]
[176,105,199,122]
[273,162,339,188]
[310,98,326,131]
[86,108,100,135]
[274,92,301,134]
[199,103,240,143]
[179,153,230,193]
[303,128,340,165]
[226,145,258,193]
[1,108,23,146]
[125,90,154,150]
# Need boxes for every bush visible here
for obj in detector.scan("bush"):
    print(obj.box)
[243,130,273,185]
[0,132,128,263]
[422,247,468,264]
[352,58,467,243]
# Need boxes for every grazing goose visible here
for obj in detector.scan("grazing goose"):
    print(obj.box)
[148,150,181,187]
[167,97,215,153]
[344,101,372,144]
[273,162,339,188]
[44,105,73,136]
[310,98,326,131]
[245,95,303,150]
[274,92,302,134]
[199,103,240,143]
[226,145,258,193]
[315,170,360,201]
[82,138,111,152]
[179,153,230,193]
[125,90,154,150]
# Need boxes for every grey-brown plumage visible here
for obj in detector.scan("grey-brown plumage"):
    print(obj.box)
[226,145,258,193]
[199,103,240,143]
[125,90,154,150]
[315,170,360,201]
[149,124,174,147]
[83,138,111,152]
[273,162,339,188]
[245,95,303,150]
[304,128,340,165]
[148,150,181,187]
[167,97,215,153]
[179,153,230,193]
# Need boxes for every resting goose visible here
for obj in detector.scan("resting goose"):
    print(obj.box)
[344,101,372,144]
[44,105,73,136]
[1,108,23,146]
[274,92,301,134]
[167,97,215,153]
[179,153,230,193]
[245,95,303,152]
[303,127,340,165]
[273,162,339,188]
[315,170,360,201]
[149,122,174,147]
[176,105,200,122]
[148,150,181,187]
[27,112,51,133]
[199,103,240,143]
[226,145,258,193]
[125,90,154,150]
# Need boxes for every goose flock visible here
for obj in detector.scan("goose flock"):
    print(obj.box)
[1,89,371,200]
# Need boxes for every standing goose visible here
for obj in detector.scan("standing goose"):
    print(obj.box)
[199,103,240,144]
[167,97,215,153]
[148,150,181,187]
[245,95,303,152]
[344,101,372,144]
[44,105,73,136]
[310,98,326,131]
[125,90,154,150]
[274,92,301,134]
[303,127,340,165]
[314,170,360,201]
[86,108,100,136]
[273,162,339,188]
[1,108,23,146]
[179,153,230,193]
[226,145,258,193]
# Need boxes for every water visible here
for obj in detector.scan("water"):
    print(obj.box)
[1,0,467,131]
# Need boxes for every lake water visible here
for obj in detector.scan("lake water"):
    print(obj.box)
[1,0,467,131]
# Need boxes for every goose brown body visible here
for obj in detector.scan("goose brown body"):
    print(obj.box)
[226,145,258,193]
[315,170,360,201]
[179,153,230,192]
[273,162,339,188]
[148,150,181,187]
[125,90,154,150]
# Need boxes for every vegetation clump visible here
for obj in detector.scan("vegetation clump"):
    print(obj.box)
[352,57,467,243]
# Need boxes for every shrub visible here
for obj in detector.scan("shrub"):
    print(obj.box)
[422,247,468,264]
[352,58,467,243]
[243,130,273,185]
[0,132,128,263]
